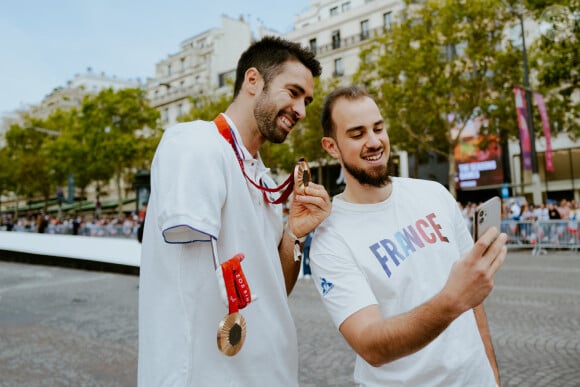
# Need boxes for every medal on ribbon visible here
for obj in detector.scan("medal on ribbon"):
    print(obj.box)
[211,239,253,356]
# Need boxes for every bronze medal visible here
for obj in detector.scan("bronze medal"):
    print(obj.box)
[294,158,311,195]
[217,312,246,356]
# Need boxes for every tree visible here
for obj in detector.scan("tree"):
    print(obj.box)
[0,146,15,211]
[75,88,160,215]
[354,0,525,195]
[4,118,56,215]
[528,0,579,137]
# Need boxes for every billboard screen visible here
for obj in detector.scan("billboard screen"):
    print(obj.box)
[453,117,504,190]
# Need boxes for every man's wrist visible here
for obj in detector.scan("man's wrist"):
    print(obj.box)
[286,226,307,262]
[286,226,307,243]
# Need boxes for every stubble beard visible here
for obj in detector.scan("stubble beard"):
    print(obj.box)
[254,91,289,144]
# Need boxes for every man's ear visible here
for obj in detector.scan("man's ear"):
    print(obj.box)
[244,67,262,96]
[321,136,339,159]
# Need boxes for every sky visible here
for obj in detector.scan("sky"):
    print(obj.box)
[0,0,312,116]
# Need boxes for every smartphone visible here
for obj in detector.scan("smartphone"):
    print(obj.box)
[473,196,502,240]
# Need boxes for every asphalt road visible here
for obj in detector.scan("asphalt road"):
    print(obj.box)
[0,249,579,386]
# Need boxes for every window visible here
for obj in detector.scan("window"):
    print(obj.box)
[334,58,344,77]
[218,73,227,88]
[383,12,393,30]
[330,6,338,16]
[309,38,317,56]
[360,19,370,40]
[167,64,172,76]
[180,58,186,71]
[332,30,341,49]
[218,70,235,88]
[341,2,351,12]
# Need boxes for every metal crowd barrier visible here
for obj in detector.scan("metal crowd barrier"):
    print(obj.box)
[501,220,579,255]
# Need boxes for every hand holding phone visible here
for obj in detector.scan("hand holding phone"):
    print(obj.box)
[473,196,502,241]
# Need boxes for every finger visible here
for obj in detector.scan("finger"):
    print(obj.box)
[488,245,507,275]
[484,233,507,267]
[473,226,499,256]
[294,194,325,209]
[297,184,328,200]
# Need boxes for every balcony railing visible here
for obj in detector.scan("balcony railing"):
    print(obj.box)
[316,26,385,56]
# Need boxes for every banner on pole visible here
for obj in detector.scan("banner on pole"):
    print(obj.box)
[533,92,555,172]
[513,87,532,171]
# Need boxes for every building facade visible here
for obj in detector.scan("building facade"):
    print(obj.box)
[32,69,140,119]
[285,0,406,81]
[145,16,254,127]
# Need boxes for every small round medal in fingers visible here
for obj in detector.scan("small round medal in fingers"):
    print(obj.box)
[217,312,246,356]
[295,159,311,195]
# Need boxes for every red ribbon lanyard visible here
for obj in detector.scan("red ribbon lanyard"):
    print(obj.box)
[213,114,294,204]
[221,254,252,314]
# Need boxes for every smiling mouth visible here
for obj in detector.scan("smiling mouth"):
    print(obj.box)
[363,152,383,161]
[279,115,295,132]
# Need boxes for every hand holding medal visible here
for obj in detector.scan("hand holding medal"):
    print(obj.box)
[287,158,331,261]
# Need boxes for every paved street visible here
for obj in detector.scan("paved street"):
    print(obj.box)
[0,249,579,386]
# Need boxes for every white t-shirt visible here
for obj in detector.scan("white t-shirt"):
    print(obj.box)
[310,177,496,387]
[138,115,298,386]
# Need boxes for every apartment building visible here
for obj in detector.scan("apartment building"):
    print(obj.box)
[32,69,139,119]
[285,0,406,81]
[146,15,254,127]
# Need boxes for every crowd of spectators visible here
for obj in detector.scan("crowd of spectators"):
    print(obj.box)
[0,211,142,239]
[2,198,577,247]
[459,198,579,248]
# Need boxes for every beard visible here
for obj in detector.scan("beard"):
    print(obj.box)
[254,90,295,144]
[342,153,392,188]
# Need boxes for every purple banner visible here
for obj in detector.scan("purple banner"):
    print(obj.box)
[533,92,554,172]
[513,87,532,171]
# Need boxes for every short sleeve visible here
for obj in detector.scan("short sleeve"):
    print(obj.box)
[152,121,228,243]
[309,229,378,329]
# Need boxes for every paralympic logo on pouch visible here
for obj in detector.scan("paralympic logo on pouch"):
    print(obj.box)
[320,277,334,296]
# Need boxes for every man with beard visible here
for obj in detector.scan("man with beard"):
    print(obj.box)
[310,85,507,386]
[138,37,331,386]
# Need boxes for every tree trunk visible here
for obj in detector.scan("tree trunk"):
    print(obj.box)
[448,150,457,198]
[116,172,124,218]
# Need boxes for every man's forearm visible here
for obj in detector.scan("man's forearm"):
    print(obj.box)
[343,292,462,367]
[278,227,302,295]
[473,304,501,385]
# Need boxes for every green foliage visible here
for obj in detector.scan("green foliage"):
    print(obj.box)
[181,92,232,122]
[4,119,54,203]
[1,87,160,209]
[0,147,12,197]
[528,0,579,137]
[354,0,525,188]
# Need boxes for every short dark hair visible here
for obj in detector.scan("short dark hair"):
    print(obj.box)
[233,36,321,98]
[321,85,372,138]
